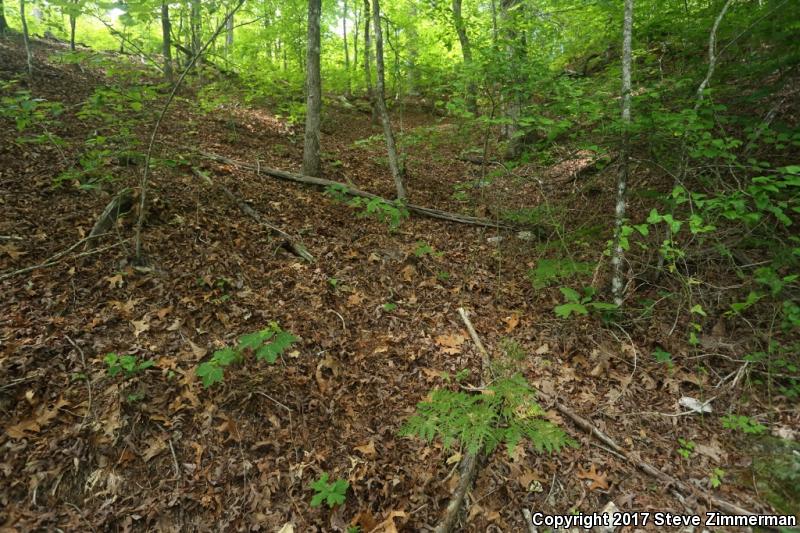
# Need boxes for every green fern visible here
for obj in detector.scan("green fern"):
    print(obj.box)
[400,374,576,456]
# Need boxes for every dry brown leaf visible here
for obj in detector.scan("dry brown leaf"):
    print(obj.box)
[142,437,167,462]
[276,523,294,533]
[354,440,376,458]
[131,316,150,338]
[435,333,466,355]
[187,339,207,359]
[577,464,609,491]
[369,510,407,533]
[347,292,365,306]
[535,343,550,355]
[401,264,415,282]
[503,313,520,332]
[106,273,124,289]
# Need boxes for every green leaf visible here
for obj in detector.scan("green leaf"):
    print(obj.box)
[554,303,588,318]
[255,331,298,363]
[237,328,275,351]
[559,287,581,303]
[197,362,224,388]
[690,304,707,316]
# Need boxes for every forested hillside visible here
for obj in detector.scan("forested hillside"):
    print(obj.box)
[1,0,798,531]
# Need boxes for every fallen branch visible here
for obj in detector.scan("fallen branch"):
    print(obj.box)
[0,233,114,282]
[192,168,313,262]
[542,394,766,522]
[433,308,491,533]
[196,150,513,230]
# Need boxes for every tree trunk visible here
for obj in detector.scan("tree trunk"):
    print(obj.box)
[161,2,173,82]
[406,5,419,96]
[353,3,359,80]
[371,0,406,200]
[226,11,234,50]
[610,0,634,306]
[363,0,378,123]
[0,0,7,35]
[500,0,523,159]
[190,0,201,57]
[343,0,351,98]
[452,0,477,114]
[20,0,32,76]
[303,0,322,177]
[69,14,76,50]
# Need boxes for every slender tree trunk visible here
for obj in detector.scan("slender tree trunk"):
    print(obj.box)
[363,0,378,123]
[500,0,523,159]
[226,11,234,50]
[20,0,32,76]
[162,1,173,82]
[694,0,733,109]
[303,0,322,177]
[453,0,477,114]
[406,5,419,96]
[343,0,351,97]
[353,4,359,79]
[0,0,7,35]
[610,0,634,306]
[69,15,76,50]
[190,0,201,56]
[371,0,406,200]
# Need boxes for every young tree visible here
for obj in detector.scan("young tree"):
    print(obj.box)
[303,0,322,177]
[500,0,523,159]
[363,0,378,123]
[342,0,351,98]
[452,0,477,114]
[610,0,634,306]
[371,0,405,199]
[162,1,173,82]
[190,0,201,56]
[20,0,32,76]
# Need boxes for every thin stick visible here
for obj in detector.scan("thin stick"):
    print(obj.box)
[66,335,93,428]
[133,0,246,261]
[0,233,110,282]
[432,308,492,533]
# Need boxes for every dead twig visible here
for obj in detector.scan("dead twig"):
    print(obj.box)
[0,233,111,282]
[65,336,93,428]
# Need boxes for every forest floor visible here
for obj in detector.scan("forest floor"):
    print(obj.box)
[1,36,797,532]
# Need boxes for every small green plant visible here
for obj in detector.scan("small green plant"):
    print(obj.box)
[436,270,451,281]
[328,277,340,289]
[382,302,397,312]
[401,373,575,456]
[709,467,725,489]
[554,287,617,318]
[309,473,349,508]
[721,414,767,435]
[677,438,695,459]
[196,323,298,388]
[413,240,441,258]
[528,258,592,289]
[324,186,409,230]
[651,347,673,367]
[104,353,155,378]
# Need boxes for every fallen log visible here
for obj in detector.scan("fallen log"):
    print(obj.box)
[192,168,314,262]
[195,150,512,230]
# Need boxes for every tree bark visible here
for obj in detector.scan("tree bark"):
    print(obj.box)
[0,0,7,35]
[226,11,234,50]
[68,1,77,51]
[371,0,406,200]
[343,0,351,98]
[190,0,201,56]
[610,0,634,306]
[694,0,733,109]
[500,0,523,159]
[20,0,32,76]
[303,0,322,177]
[161,1,173,82]
[452,0,477,114]
[363,0,379,124]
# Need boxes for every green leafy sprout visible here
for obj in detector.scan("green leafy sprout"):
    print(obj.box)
[310,473,349,508]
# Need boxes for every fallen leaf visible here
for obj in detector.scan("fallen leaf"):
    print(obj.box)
[370,510,407,533]
[535,343,549,355]
[354,440,376,458]
[435,333,466,355]
[106,273,124,289]
[131,316,150,338]
[187,339,207,359]
[503,313,520,332]
[347,292,365,306]
[142,437,167,462]
[276,523,294,533]
[577,464,609,491]
[401,264,415,282]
